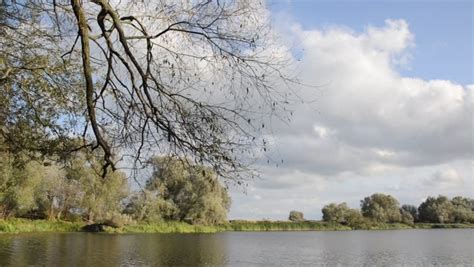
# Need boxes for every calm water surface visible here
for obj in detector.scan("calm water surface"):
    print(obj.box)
[0,229,473,266]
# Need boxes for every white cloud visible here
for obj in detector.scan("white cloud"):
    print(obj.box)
[423,169,464,188]
[229,17,474,220]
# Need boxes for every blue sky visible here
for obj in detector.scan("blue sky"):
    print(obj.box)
[229,0,473,220]
[269,0,472,84]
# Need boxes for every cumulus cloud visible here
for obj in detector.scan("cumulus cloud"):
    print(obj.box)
[229,18,473,220]
[265,19,473,175]
[423,169,464,188]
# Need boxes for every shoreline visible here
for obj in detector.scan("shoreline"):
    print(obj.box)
[1,219,473,234]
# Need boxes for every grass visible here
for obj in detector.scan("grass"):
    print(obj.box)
[106,221,221,234]
[1,219,473,234]
[222,220,352,231]
[0,218,84,234]
[414,223,474,229]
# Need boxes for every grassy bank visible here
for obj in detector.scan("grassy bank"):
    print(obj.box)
[222,220,352,231]
[0,219,83,234]
[414,223,474,229]
[107,222,221,234]
[1,219,473,234]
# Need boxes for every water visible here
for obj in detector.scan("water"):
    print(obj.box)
[0,229,472,266]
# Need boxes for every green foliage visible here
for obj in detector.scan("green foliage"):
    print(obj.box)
[288,210,304,222]
[418,196,453,223]
[66,153,129,222]
[360,193,402,223]
[1,2,84,162]
[0,147,129,223]
[321,203,371,229]
[418,195,474,223]
[400,209,414,225]
[401,204,418,222]
[108,221,221,234]
[124,190,177,222]
[225,220,350,231]
[322,202,351,224]
[0,218,83,233]
[142,156,231,225]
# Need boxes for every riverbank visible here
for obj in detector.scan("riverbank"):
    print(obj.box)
[1,219,473,234]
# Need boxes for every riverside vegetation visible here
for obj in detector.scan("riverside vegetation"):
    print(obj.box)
[1,1,473,235]
[2,135,472,234]
[1,151,473,235]
[1,137,473,233]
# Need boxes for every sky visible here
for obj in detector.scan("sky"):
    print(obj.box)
[228,0,473,220]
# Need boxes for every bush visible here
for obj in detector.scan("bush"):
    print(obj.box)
[288,210,304,222]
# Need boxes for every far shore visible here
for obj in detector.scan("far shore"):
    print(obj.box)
[1,219,473,234]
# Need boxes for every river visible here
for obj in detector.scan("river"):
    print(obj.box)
[0,229,472,266]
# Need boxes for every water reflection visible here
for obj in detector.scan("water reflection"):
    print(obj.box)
[0,229,472,266]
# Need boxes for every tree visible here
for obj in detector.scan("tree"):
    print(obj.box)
[400,209,414,225]
[322,203,351,224]
[2,0,295,179]
[288,210,304,222]
[145,156,231,225]
[360,193,402,223]
[0,2,84,163]
[321,202,369,228]
[0,147,129,222]
[418,196,454,223]
[344,209,367,229]
[401,204,418,222]
[124,190,177,223]
[451,196,474,223]
[65,152,129,223]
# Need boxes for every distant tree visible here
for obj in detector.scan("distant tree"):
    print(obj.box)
[146,156,231,225]
[451,196,473,210]
[449,196,473,223]
[418,196,455,223]
[322,203,351,224]
[400,209,414,225]
[344,209,368,229]
[401,204,418,222]
[288,210,304,222]
[360,193,402,223]
[321,202,369,228]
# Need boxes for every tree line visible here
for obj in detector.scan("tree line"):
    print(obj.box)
[0,148,231,226]
[316,193,474,228]
[289,193,473,227]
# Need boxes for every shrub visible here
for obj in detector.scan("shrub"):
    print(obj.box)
[288,210,304,222]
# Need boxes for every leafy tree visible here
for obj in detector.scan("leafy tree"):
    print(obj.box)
[124,190,177,222]
[145,156,231,225]
[418,196,455,223]
[288,210,304,222]
[66,152,129,223]
[451,196,474,223]
[451,196,473,209]
[401,204,418,222]
[0,151,16,218]
[400,209,414,225]
[322,203,351,224]
[0,2,84,162]
[345,209,369,229]
[321,202,370,228]
[2,0,296,179]
[0,148,129,222]
[360,193,402,223]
